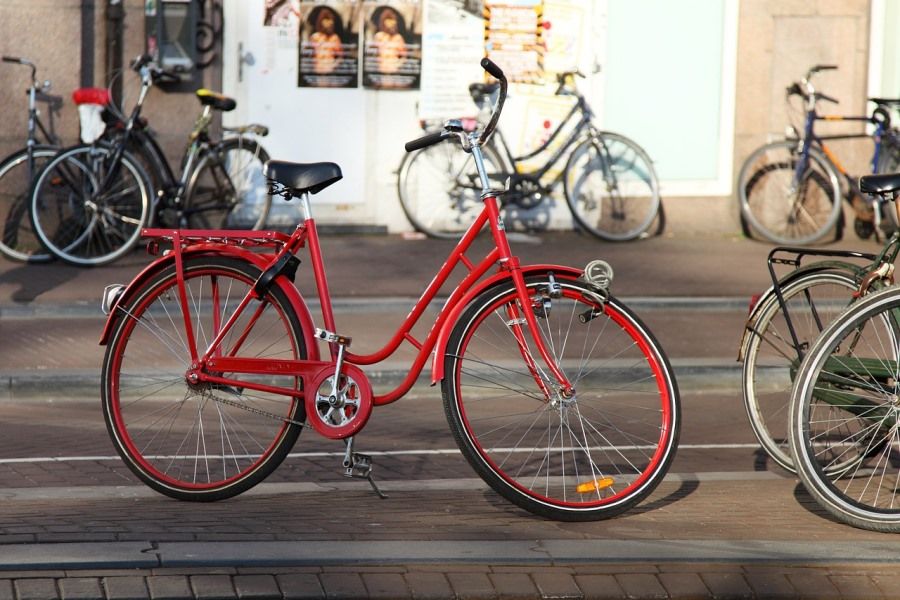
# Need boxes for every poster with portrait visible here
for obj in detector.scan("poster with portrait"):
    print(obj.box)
[298,1,360,88]
[362,0,423,90]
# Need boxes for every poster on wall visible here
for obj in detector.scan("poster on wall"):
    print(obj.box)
[264,0,300,26]
[418,0,484,119]
[297,1,360,87]
[484,0,543,83]
[361,0,423,90]
[264,0,301,50]
[542,0,584,75]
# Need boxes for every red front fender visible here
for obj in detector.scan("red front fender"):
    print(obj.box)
[98,244,319,362]
[430,264,583,384]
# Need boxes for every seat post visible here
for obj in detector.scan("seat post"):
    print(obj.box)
[300,191,313,221]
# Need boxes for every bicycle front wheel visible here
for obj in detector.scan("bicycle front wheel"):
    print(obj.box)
[184,138,271,230]
[29,144,151,266]
[101,256,309,501]
[0,146,58,262]
[563,132,661,242]
[397,136,504,239]
[790,285,900,532]
[741,269,858,472]
[443,275,680,521]
[737,141,842,245]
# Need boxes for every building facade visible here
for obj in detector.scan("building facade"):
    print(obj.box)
[0,0,893,235]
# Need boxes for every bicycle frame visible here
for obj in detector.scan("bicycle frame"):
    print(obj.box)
[493,95,594,182]
[105,188,580,413]
[795,104,891,198]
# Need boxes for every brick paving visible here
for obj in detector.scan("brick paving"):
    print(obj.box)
[0,232,898,598]
[0,564,898,600]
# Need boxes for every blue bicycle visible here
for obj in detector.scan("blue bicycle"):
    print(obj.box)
[737,64,900,245]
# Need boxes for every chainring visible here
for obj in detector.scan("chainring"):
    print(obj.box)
[305,364,373,440]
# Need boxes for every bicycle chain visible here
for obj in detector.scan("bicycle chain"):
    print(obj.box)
[206,390,309,428]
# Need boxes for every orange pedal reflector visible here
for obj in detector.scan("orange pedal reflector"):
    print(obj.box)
[576,477,615,494]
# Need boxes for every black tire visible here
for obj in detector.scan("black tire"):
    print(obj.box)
[101,256,308,501]
[184,138,271,230]
[0,145,58,262]
[443,275,680,520]
[790,285,900,531]
[737,141,842,245]
[397,136,505,239]
[741,269,858,472]
[29,144,151,266]
[563,132,661,242]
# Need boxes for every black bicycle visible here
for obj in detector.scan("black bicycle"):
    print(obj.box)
[0,56,64,262]
[28,55,271,266]
[397,71,662,241]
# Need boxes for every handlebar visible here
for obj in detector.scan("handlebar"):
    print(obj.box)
[2,55,37,84]
[787,65,840,108]
[404,58,508,152]
[404,130,452,153]
[478,57,507,145]
[131,54,180,84]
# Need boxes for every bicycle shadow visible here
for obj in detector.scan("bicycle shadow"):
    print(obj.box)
[0,262,81,303]
[478,478,700,520]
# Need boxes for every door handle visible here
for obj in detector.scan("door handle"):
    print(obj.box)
[237,42,255,83]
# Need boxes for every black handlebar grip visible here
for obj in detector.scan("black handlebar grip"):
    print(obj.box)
[2,56,22,64]
[818,92,839,104]
[405,130,448,153]
[480,57,505,81]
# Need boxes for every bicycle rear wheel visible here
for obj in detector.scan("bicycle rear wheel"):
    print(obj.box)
[101,256,308,501]
[563,133,660,242]
[741,269,858,472]
[184,138,271,230]
[790,285,900,532]
[737,141,842,245]
[443,275,680,521]
[0,146,57,262]
[397,136,504,239]
[29,144,151,266]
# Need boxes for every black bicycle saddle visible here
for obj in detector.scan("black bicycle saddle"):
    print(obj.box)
[860,172,900,196]
[264,160,343,195]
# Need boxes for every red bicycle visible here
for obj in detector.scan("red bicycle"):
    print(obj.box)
[98,60,680,521]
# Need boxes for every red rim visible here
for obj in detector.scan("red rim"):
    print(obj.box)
[454,288,674,510]
[107,267,299,492]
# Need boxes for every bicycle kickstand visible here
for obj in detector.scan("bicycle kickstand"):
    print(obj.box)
[343,437,388,499]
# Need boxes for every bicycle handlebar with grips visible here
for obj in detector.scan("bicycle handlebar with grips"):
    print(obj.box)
[404,130,451,153]
[807,64,838,79]
[3,56,37,82]
[786,82,838,105]
[404,58,508,152]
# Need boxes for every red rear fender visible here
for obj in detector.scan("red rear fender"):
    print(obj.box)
[98,245,318,361]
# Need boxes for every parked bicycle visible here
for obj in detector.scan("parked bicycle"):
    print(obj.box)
[737,64,900,245]
[98,59,680,521]
[28,55,271,266]
[397,71,662,242]
[0,56,63,262]
[788,170,900,532]
[738,237,897,473]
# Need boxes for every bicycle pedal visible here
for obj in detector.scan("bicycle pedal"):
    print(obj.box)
[315,328,352,347]
[344,452,387,499]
